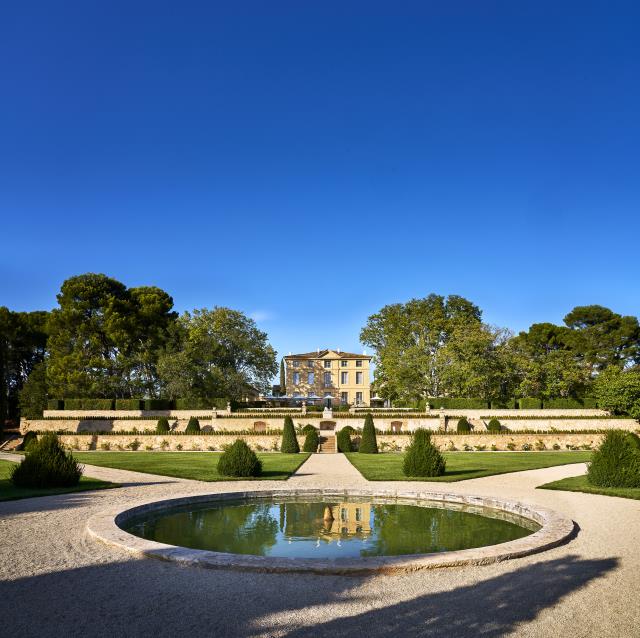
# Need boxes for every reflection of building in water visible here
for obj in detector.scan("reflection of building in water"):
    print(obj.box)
[324,503,371,537]
[280,502,371,540]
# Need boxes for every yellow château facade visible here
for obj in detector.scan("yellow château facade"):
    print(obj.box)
[284,349,372,406]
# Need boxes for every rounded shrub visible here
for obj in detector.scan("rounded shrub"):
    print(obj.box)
[402,429,446,477]
[156,417,170,434]
[217,439,262,477]
[303,428,319,453]
[626,432,640,451]
[359,413,378,454]
[281,416,300,453]
[457,417,471,433]
[487,418,501,433]
[11,432,82,488]
[185,416,201,434]
[337,427,353,453]
[587,430,640,488]
[17,430,38,451]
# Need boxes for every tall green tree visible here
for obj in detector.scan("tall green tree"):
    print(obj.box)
[360,294,483,402]
[0,307,48,424]
[594,367,640,419]
[46,274,175,399]
[563,305,640,373]
[157,307,277,400]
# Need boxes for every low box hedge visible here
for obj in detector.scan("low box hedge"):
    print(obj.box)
[543,398,599,409]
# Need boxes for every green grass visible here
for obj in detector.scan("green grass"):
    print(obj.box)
[71,451,310,481]
[345,451,592,482]
[538,474,640,500]
[0,458,115,502]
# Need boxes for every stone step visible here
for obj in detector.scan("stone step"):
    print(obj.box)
[318,436,336,454]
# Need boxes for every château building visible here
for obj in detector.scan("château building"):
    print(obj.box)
[283,349,372,406]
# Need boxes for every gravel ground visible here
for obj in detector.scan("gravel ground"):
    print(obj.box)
[1,452,638,637]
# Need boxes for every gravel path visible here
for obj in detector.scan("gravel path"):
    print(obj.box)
[1,452,638,637]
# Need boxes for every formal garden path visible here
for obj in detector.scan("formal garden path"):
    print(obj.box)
[1,452,639,637]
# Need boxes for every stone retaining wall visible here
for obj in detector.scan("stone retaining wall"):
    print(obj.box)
[22,415,637,434]
[52,432,603,453]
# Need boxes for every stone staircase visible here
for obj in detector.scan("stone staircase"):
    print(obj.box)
[318,435,336,454]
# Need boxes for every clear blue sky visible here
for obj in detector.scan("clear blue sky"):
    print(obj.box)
[1,1,639,360]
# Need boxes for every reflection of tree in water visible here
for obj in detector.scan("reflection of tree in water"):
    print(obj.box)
[147,503,279,555]
[362,504,531,557]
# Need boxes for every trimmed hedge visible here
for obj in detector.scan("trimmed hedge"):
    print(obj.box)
[156,417,170,434]
[518,398,542,409]
[402,429,446,477]
[337,427,353,453]
[301,424,316,435]
[587,430,640,488]
[359,414,378,453]
[425,398,489,409]
[47,399,64,410]
[185,417,201,433]
[490,399,517,409]
[115,399,143,410]
[281,416,300,453]
[487,418,502,433]
[217,439,262,477]
[456,417,471,433]
[11,432,82,488]
[175,398,231,410]
[144,399,173,411]
[303,429,320,453]
[17,431,38,451]
[543,398,598,409]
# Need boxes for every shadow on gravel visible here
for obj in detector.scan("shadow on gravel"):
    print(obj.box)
[0,553,617,637]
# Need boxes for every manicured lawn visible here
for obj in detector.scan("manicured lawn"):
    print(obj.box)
[538,474,640,500]
[72,452,310,481]
[345,451,592,482]
[0,458,115,502]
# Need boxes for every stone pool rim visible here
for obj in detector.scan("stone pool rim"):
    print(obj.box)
[86,488,575,575]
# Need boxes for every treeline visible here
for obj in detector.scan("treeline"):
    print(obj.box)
[361,294,640,418]
[0,273,278,424]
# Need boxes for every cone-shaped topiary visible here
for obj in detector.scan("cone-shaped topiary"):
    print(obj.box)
[487,418,501,433]
[217,439,262,477]
[337,427,353,453]
[403,429,446,477]
[281,416,300,453]
[17,430,38,451]
[11,432,82,488]
[156,417,170,434]
[185,416,200,433]
[301,424,316,435]
[303,428,319,452]
[359,413,378,453]
[457,417,471,433]
[587,430,640,487]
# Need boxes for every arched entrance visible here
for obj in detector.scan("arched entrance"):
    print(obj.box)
[390,421,403,433]
[253,421,267,433]
[319,421,336,431]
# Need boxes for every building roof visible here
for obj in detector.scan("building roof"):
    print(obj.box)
[284,349,372,360]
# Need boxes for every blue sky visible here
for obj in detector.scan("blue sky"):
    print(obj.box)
[1,1,639,360]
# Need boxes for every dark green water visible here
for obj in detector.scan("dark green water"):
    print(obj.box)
[124,497,539,559]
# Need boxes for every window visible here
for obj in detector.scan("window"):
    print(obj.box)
[355,507,362,522]
[293,372,300,385]
[341,392,348,403]
[341,508,347,521]
[323,372,331,387]
[341,371,348,384]
[356,371,363,384]
[307,360,314,368]
[293,360,300,368]
[307,372,314,384]
[356,360,363,367]
[356,392,363,404]
[341,360,348,367]
[324,360,331,368]
[293,392,301,397]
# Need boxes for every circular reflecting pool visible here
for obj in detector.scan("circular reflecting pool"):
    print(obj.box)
[123,495,540,559]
